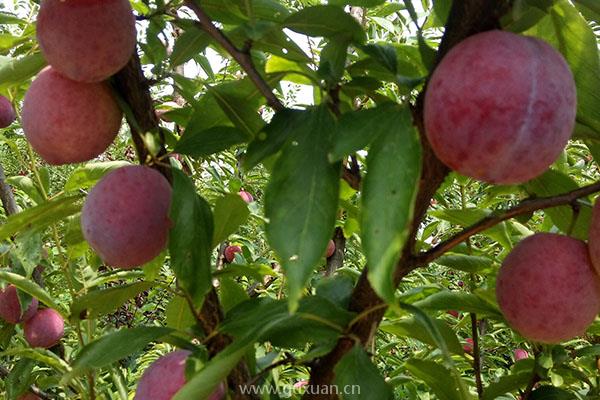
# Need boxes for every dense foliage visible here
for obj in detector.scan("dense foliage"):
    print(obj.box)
[0,0,600,399]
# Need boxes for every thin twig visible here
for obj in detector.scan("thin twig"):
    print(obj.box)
[413,180,600,266]
[184,1,285,112]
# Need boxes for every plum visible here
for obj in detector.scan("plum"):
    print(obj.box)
[24,308,64,348]
[0,285,38,324]
[224,245,242,263]
[424,30,576,184]
[36,0,136,82]
[22,67,122,165]
[0,95,16,128]
[496,233,600,343]
[81,166,172,268]
[326,240,336,258]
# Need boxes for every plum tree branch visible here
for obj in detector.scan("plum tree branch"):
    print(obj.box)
[305,1,512,397]
[412,180,600,266]
[0,163,17,216]
[184,0,285,112]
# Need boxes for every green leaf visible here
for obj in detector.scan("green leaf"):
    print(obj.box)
[244,108,303,170]
[0,271,65,317]
[530,386,576,399]
[334,345,393,400]
[210,85,265,138]
[64,161,131,192]
[362,106,421,301]
[212,194,250,247]
[0,195,84,242]
[165,295,197,331]
[174,336,254,400]
[380,317,463,355]
[264,107,340,310]
[284,5,366,43]
[169,170,214,304]
[525,169,591,240]
[403,359,463,400]
[175,126,250,158]
[413,291,503,319]
[318,39,350,86]
[482,372,532,400]
[64,327,173,381]
[171,27,211,67]
[330,103,405,161]
[525,0,600,139]
[6,176,44,204]
[70,282,154,321]
[435,254,493,274]
[0,53,46,88]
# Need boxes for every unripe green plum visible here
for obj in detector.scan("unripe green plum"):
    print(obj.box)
[37,0,136,82]
[424,30,576,184]
[22,67,122,165]
[496,233,600,343]
[0,285,38,324]
[81,166,172,268]
[0,95,16,128]
[24,308,64,348]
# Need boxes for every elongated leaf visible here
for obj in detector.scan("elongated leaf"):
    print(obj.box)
[65,327,173,383]
[525,169,591,240]
[169,170,214,304]
[483,372,532,400]
[0,195,83,241]
[212,194,250,247]
[0,53,46,88]
[64,161,130,192]
[334,345,393,400]
[413,291,503,319]
[435,253,493,273]
[244,108,303,169]
[330,103,407,161]
[284,5,365,43]
[525,0,600,138]
[404,359,463,400]
[70,282,154,321]
[0,270,64,316]
[530,386,576,399]
[175,126,250,158]
[170,27,211,67]
[362,106,421,301]
[381,317,463,355]
[165,295,197,331]
[211,85,265,138]
[265,106,340,310]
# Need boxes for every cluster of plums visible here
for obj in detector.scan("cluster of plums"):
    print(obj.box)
[0,285,64,349]
[426,30,600,343]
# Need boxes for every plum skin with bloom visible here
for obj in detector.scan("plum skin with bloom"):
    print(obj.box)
[0,285,38,324]
[0,95,16,128]
[81,166,172,269]
[22,67,122,165]
[135,350,226,400]
[24,308,64,348]
[36,0,136,83]
[424,30,576,184]
[496,233,600,343]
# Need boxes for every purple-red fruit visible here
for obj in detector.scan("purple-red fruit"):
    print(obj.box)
[424,30,576,184]
[587,200,600,275]
[0,95,16,128]
[326,240,336,258]
[496,233,600,343]
[24,308,64,348]
[17,393,42,400]
[22,67,122,165]
[0,285,38,324]
[224,245,242,263]
[238,190,254,203]
[37,0,136,83]
[514,348,529,361]
[81,166,172,268]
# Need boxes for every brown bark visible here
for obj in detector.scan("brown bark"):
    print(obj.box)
[304,1,512,397]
